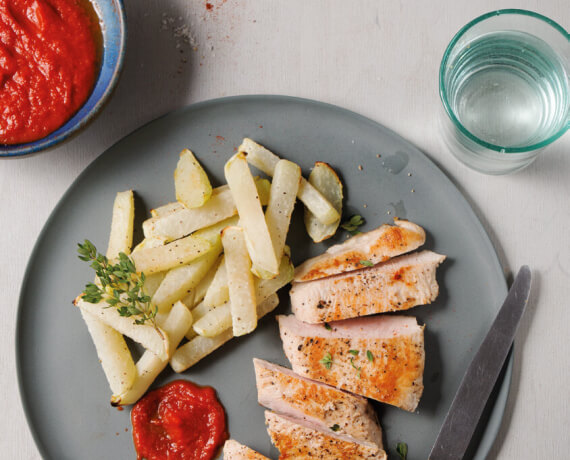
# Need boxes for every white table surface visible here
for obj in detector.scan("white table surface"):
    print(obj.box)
[1,1,568,458]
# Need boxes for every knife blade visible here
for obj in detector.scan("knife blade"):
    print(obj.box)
[429,265,531,460]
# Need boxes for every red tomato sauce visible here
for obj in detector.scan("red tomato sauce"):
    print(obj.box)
[131,380,228,460]
[0,0,100,145]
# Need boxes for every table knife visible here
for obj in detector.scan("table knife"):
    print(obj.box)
[429,265,532,460]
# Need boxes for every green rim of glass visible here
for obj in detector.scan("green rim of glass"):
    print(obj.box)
[439,9,570,154]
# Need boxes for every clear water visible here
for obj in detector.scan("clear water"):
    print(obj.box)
[445,31,569,148]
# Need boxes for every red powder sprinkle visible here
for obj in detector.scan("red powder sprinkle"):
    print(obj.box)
[117,406,124,411]
[259,125,263,128]
[206,3,213,10]
[216,135,225,142]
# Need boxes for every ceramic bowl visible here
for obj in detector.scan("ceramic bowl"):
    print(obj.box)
[0,0,127,158]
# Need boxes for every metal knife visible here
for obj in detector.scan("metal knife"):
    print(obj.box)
[429,265,532,460]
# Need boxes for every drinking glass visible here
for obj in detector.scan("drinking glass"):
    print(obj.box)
[439,9,569,175]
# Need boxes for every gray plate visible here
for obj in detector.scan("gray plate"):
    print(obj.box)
[16,95,509,460]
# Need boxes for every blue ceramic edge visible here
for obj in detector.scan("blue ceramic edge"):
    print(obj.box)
[0,0,127,158]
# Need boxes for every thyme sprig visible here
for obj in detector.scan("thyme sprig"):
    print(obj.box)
[77,240,158,327]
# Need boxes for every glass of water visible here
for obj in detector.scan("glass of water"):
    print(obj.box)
[439,9,569,175]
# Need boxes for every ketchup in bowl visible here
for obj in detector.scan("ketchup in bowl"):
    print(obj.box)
[131,380,228,460]
[0,0,101,145]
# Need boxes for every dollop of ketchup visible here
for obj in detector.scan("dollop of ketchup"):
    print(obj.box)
[0,0,100,144]
[131,380,228,460]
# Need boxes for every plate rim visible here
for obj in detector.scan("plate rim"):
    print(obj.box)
[15,94,510,459]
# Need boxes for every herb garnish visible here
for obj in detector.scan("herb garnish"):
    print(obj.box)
[349,349,360,356]
[359,260,374,267]
[396,442,408,460]
[320,352,333,369]
[330,424,340,432]
[341,215,365,235]
[350,357,362,378]
[77,240,158,328]
[366,350,374,362]
[324,322,332,331]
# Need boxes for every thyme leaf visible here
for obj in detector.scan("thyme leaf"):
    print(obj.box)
[320,352,333,370]
[396,442,408,460]
[350,357,362,379]
[340,215,365,235]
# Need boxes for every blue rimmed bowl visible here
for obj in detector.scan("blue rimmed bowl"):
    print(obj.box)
[0,0,126,158]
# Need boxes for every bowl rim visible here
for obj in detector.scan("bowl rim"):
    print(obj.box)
[439,8,570,154]
[0,0,127,159]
